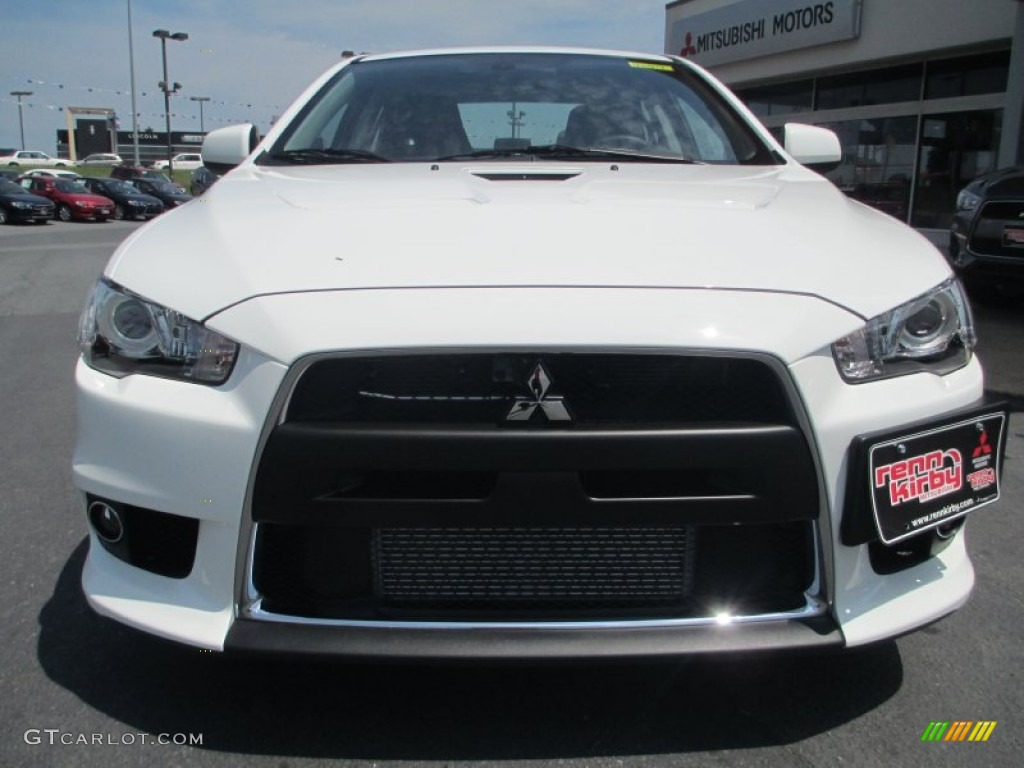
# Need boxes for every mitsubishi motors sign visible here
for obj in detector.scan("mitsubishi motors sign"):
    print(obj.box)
[668,0,862,68]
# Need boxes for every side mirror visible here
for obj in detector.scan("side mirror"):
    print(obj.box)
[201,124,260,175]
[783,123,842,173]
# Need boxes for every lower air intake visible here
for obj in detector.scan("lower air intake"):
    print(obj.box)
[374,527,695,610]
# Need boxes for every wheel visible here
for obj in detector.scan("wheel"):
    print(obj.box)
[58,204,73,222]
[55,162,66,168]
[0,208,7,225]
[113,204,124,221]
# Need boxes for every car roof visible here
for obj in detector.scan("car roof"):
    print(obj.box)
[358,45,677,63]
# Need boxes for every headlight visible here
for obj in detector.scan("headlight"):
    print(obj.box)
[832,278,974,383]
[74,201,88,207]
[955,188,981,212]
[127,200,144,206]
[10,201,31,209]
[78,279,238,384]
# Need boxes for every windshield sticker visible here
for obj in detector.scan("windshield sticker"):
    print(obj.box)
[628,61,674,72]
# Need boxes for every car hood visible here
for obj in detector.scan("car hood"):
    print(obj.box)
[60,192,112,204]
[107,162,951,323]
[0,191,53,205]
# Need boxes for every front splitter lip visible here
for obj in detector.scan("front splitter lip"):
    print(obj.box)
[224,612,843,660]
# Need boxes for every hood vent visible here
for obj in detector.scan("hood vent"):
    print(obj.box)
[472,171,580,182]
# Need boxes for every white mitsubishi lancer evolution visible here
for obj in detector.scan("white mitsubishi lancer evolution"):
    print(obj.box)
[73,47,1007,659]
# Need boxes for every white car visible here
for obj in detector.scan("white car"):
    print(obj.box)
[74,47,1007,659]
[78,153,123,167]
[19,168,82,181]
[1,149,68,167]
[152,153,203,171]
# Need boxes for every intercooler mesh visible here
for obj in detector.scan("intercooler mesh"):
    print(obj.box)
[373,527,694,607]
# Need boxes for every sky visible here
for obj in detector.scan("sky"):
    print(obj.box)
[0,0,672,153]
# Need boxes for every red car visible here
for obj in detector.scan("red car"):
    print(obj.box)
[19,176,114,222]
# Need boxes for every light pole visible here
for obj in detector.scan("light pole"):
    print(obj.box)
[153,29,188,175]
[10,91,32,150]
[127,0,140,164]
[190,96,210,134]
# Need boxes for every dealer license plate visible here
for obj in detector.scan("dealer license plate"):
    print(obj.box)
[869,413,1005,545]
[1004,226,1024,247]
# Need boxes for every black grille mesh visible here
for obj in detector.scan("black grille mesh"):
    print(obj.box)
[374,527,694,607]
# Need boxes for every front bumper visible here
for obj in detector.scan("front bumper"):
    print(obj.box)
[2,204,53,222]
[74,288,997,656]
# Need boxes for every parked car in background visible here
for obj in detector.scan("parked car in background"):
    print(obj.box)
[18,168,83,181]
[79,153,123,167]
[0,179,55,224]
[189,165,220,196]
[950,166,1024,294]
[20,176,114,222]
[152,152,204,171]
[0,150,68,167]
[127,177,192,208]
[74,47,1005,661]
[110,162,171,183]
[81,177,164,220]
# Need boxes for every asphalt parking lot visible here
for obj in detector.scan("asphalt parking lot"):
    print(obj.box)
[1,219,1022,767]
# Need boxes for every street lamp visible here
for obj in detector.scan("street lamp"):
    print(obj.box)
[127,0,140,165]
[152,28,188,175]
[190,96,210,134]
[10,90,32,150]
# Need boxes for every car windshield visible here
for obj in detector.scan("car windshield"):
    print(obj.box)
[144,181,179,194]
[101,180,137,194]
[262,52,774,165]
[56,180,89,193]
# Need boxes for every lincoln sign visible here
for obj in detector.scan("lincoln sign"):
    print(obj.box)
[668,0,862,68]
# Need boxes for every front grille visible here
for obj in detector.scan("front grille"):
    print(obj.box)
[970,200,1024,258]
[252,521,813,621]
[250,351,820,624]
[286,353,795,427]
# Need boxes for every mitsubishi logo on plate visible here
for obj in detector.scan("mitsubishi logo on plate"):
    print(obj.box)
[506,362,571,421]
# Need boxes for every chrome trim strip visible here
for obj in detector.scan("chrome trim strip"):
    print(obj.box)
[243,596,827,631]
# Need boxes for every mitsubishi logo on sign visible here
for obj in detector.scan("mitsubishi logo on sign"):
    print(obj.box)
[506,362,571,421]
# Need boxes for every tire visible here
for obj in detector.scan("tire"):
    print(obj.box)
[55,162,66,168]
[113,205,124,221]
[0,208,8,225]
[58,204,73,222]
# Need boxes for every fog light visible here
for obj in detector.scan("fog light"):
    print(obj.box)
[88,501,124,543]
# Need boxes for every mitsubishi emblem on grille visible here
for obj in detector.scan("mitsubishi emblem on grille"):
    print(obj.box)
[506,362,571,421]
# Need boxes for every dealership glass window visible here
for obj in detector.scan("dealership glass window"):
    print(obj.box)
[735,80,813,119]
[818,116,918,222]
[924,51,1010,100]
[815,64,922,111]
[911,109,1002,229]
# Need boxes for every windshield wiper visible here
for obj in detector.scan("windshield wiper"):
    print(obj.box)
[435,144,704,164]
[263,148,392,165]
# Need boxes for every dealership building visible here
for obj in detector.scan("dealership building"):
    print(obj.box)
[665,0,1024,244]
